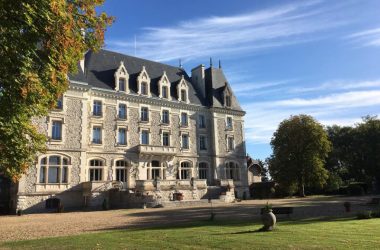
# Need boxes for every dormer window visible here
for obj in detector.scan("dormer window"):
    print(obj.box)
[114,61,129,93]
[119,78,126,92]
[141,82,148,95]
[137,66,151,96]
[226,95,231,107]
[158,71,171,100]
[181,90,187,102]
[162,86,168,99]
[177,75,189,103]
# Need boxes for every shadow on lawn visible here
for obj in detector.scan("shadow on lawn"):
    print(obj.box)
[88,195,377,233]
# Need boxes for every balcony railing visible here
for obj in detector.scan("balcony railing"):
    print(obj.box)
[138,145,177,155]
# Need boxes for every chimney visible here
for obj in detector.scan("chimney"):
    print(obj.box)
[191,64,206,99]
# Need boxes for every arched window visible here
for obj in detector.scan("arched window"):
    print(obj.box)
[198,162,209,181]
[89,159,104,181]
[39,155,70,184]
[115,160,128,182]
[225,162,240,181]
[178,161,192,180]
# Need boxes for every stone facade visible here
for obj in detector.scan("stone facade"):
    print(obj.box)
[14,50,250,213]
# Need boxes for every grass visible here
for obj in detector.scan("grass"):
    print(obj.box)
[2,217,380,249]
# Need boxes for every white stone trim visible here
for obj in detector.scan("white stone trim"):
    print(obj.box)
[137,66,151,97]
[158,71,171,100]
[114,61,130,93]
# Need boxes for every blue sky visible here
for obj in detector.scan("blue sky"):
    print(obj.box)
[99,0,380,160]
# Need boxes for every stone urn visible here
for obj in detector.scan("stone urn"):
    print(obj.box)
[261,209,276,231]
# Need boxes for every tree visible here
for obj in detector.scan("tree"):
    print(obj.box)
[326,116,380,190]
[268,115,331,197]
[0,0,113,181]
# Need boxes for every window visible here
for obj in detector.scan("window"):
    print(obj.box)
[118,104,127,119]
[141,130,149,145]
[179,162,191,179]
[225,162,240,180]
[182,134,189,149]
[93,100,102,116]
[118,128,127,145]
[162,132,170,146]
[162,86,168,99]
[92,126,102,144]
[162,110,170,124]
[141,82,148,95]
[147,160,163,180]
[226,95,231,107]
[141,107,149,122]
[115,160,128,182]
[52,121,62,140]
[198,162,208,180]
[119,78,126,91]
[181,89,187,102]
[89,159,104,181]
[181,113,188,127]
[198,115,206,128]
[227,136,234,151]
[199,135,207,150]
[226,117,233,130]
[56,96,63,110]
[39,155,70,184]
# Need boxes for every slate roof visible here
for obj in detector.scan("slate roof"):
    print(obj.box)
[204,67,243,111]
[69,49,243,111]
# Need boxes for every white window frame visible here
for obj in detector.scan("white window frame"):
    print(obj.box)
[158,71,172,100]
[177,75,189,103]
[137,66,151,97]
[181,132,190,150]
[91,124,103,146]
[114,61,129,93]
[117,126,128,146]
[48,117,64,145]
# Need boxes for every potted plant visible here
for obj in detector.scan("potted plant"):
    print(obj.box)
[261,202,276,231]
[344,201,351,212]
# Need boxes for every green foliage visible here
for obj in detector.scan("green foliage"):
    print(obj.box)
[325,172,343,193]
[263,202,272,213]
[0,0,113,180]
[356,211,372,220]
[347,183,365,196]
[268,115,332,196]
[326,116,380,188]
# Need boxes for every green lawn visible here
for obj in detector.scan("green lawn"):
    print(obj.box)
[2,217,380,249]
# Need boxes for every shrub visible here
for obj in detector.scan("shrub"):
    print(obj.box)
[356,211,372,219]
[347,184,364,196]
[372,209,380,218]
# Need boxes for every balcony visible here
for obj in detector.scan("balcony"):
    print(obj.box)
[138,145,177,155]
[135,179,207,192]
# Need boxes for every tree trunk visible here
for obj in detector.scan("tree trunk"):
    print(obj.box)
[299,182,305,197]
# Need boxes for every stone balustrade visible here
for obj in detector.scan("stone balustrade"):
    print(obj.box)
[135,179,207,192]
[138,145,177,155]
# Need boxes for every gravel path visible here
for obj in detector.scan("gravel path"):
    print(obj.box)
[0,195,378,242]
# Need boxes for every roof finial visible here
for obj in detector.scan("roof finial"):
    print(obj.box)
[179,59,183,68]
[210,57,213,67]
[219,59,221,69]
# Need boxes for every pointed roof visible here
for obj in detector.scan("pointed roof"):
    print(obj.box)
[204,67,243,111]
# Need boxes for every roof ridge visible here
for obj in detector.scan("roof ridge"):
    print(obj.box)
[99,49,186,73]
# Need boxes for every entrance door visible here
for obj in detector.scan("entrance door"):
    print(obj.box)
[0,175,11,214]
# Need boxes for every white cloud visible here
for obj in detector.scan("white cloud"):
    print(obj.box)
[243,89,380,144]
[290,79,380,93]
[346,27,380,47]
[108,1,346,62]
